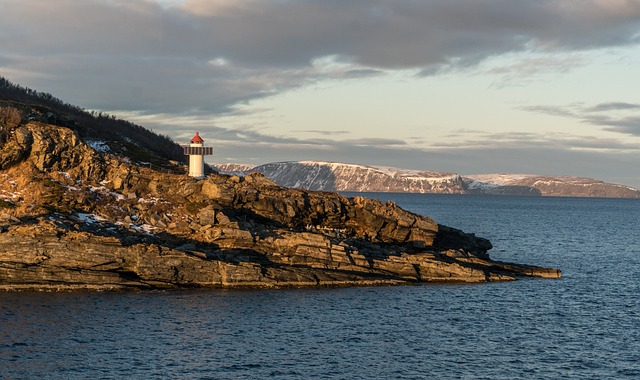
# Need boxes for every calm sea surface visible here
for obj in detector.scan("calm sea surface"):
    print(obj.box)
[2,194,639,379]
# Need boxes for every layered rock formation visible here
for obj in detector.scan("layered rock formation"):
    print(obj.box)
[0,120,561,290]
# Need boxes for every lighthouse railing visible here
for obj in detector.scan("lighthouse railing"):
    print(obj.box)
[183,146,214,155]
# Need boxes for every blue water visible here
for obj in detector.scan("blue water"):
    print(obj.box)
[2,194,639,379]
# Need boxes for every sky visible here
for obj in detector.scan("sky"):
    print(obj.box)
[1,0,640,188]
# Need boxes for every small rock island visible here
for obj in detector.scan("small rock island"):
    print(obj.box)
[0,110,561,290]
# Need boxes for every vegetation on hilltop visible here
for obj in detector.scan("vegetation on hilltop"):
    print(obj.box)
[0,76,184,166]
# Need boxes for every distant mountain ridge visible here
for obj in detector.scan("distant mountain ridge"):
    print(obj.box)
[214,161,640,198]
[216,161,466,193]
[464,174,640,198]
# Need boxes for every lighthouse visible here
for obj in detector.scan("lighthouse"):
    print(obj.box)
[183,131,213,179]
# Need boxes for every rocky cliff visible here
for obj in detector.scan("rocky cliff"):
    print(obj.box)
[215,161,640,198]
[0,119,561,290]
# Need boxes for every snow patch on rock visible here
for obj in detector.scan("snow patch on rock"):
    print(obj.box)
[86,140,111,153]
[464,174,536,186]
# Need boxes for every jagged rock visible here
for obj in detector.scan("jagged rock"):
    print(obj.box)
[243,172,275,186]
[0,120,561,290]
[1,214,20,223]
[201,180,229,201]
[215,212,230,224]
[168,221,193,235]
[198,206,216,225]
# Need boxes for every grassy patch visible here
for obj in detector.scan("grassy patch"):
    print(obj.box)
[41,179,73,213]
[0,199,15,209]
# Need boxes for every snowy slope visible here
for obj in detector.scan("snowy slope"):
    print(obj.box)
[224,161,466,193]
[463,174,640,198]
[215,161,640,198]
[213,163,257,175]
[464,174,536,187]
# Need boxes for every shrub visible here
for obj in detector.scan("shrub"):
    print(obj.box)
[0,106,22,130]
[0,199,16,209]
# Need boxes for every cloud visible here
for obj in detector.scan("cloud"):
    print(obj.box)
[483,54,587,88]
[342,69,386,79]
[2,0,640,115]
[523,101,640,136]
[430,128,640,153]
[292,130,351,136]
[520,105,580,119]
[588,115,640,135]
[586,102,640,112]
[342,137,407,146]
[140,114,409,149]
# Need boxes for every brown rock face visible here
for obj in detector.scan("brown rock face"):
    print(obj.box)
[0,122,561,290]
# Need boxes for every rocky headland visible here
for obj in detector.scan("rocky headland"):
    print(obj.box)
[0,115,561,290]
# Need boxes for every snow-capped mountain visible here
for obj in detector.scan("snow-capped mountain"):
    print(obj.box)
[213,161,640,198]
[463,174,640,198]
[216,161,465,193]
[213,163,256,175]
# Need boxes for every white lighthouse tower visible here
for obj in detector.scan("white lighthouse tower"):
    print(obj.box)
[183,131,213,179]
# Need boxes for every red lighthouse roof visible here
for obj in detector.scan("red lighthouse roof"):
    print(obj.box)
[190,131,204,143]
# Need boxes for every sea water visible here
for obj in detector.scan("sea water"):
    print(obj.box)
[1,194,639,379]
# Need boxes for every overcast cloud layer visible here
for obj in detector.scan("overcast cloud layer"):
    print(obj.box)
[1,0,640,187]
[3,0,640,113]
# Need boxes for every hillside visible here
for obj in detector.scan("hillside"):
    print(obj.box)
[0,76,185,170]
[215,161,640,198]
